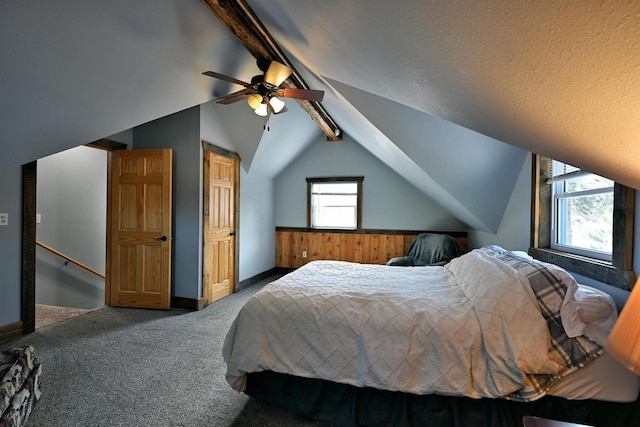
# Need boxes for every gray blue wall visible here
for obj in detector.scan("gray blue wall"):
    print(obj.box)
[133,106,203,300]
[3,112,640,328]
[36,146,107,309]
[275,133,466,231]
[238,168,275,280]
[469,153,532,251]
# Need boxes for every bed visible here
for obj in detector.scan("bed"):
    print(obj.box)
[223,245,640,426]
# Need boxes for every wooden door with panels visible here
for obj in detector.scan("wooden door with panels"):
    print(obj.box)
[107,149,173,310]
[202,143,239,305]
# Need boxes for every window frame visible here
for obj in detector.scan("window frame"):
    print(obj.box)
[306,176,363,230]
[549,161,614,261]
[530,154,635,290]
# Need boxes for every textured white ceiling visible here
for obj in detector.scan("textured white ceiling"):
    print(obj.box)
[251,0,640,187]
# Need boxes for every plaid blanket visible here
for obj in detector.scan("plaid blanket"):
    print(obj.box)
[482,246,604,401]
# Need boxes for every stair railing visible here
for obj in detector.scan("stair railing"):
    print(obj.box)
[35,241,105,280]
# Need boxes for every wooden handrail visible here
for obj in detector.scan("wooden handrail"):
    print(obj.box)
[36,241,105,279]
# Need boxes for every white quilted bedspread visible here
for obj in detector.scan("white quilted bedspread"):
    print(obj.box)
[223,249,563,399]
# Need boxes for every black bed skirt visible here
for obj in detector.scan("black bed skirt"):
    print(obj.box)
[245,371,640,427]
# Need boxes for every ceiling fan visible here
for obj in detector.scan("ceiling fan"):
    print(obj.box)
[203,59,324,116]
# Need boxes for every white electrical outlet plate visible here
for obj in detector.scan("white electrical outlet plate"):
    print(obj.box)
[36,214,42,224]
[0,213,8,226]
[302,251,308,258]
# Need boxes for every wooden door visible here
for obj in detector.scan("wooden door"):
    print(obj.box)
[203,148,237,305]
[107,149,172,309]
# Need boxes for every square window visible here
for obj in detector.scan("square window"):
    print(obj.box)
[307,178,363,229]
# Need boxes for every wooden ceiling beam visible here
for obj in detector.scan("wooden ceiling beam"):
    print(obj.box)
[200,0,342,141]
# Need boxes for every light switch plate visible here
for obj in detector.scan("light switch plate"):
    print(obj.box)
[0,213,8,226]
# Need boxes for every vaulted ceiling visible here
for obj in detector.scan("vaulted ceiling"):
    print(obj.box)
[2,1,639,233]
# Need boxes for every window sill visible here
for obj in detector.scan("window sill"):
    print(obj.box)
[529,247,634,290]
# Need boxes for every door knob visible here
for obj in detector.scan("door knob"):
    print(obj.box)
[156,235,168,241]
[229,231,235,236]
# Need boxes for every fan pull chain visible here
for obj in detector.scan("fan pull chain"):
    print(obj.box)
[263,116,270,132]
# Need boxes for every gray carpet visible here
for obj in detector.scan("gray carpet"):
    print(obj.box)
[5,276,337,427]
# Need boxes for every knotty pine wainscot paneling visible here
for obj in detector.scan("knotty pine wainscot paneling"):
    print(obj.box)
[275,228,468,269]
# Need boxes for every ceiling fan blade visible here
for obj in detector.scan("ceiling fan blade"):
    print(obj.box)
[277,88,324,102]
[203,71,251,87]
[217,94,251,105]
[215,88,255,104]
[263,61,293,87]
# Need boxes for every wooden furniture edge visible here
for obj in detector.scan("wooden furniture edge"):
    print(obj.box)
[275,227,467,237]
[0,321,24,344]
[529,247,634,290]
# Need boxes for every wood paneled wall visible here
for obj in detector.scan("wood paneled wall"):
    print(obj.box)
[276,228,468,269]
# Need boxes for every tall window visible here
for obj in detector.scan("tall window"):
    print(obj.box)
[550,160,613,261]
[531,154,634,290]
[307,177,363,229]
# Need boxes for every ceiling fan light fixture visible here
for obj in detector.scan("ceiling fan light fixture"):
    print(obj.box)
[269,96,285,114]
[247,94,263,110]
[204,60,325,121]
[263,61,293,87]
[255,102,268,117]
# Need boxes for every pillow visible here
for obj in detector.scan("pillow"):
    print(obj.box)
[562,284,617,338]
[574,285,614,323]
[511,250,533,260]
